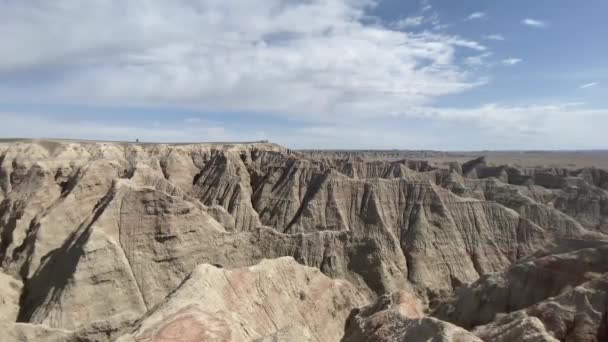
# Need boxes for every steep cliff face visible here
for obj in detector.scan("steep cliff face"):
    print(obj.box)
[473,273,608,342]
[459,161,608,234]
[433,243,608,328]
[0,140,607,341]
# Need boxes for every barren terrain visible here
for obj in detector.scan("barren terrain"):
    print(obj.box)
[0,139,607,341]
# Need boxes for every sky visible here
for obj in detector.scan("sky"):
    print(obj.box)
[0,0,606,150]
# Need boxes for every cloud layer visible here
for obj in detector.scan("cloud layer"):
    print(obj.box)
[0,1,605,150]
[2,101,606,150]
[0,0,487,122]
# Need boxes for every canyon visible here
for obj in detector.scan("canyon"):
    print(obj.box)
[0,139,607,341]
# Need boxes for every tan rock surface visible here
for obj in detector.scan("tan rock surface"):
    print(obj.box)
[1,313,135,342]
[1,140,608,341]
[118,257,367,342]
[434,243,608,329]
[0,271,22,322]
[342,291,482,342]
[473,274,608,342]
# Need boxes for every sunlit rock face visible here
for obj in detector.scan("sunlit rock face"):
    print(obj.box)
[0,140,607,341]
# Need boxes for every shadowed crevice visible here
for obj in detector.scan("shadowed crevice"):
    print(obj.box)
[284,171,331,233]
[16,188,115,324]
[0,199,22,265]
[598,298,608,341]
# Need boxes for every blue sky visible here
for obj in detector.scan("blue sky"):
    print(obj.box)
[0,0,606,150]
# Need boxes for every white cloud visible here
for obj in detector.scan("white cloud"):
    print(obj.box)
[397,103,608,149]
[0,0,489,123]
[483,34,505,41]
[501,58,523,66]
[580,82,599,89]
[4,1,603,150]
[421,0,432,12]
[2,103,606,150]
[522,18,547,28]
[393,16,425,29]
[465,12,487,21]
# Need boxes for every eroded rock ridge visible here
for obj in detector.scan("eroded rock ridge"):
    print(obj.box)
[0,140,606,341]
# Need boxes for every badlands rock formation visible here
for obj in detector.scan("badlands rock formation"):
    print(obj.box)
[117,257,366,342]
[0,139,606,341]
[342,291,482,342]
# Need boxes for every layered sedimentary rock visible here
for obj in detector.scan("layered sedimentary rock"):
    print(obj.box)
[473,274,608,342]
[0,140,607,341]
[458,158,608,235]
[116,257,366,342]
[342,291,482,342]
[434,243,608,329]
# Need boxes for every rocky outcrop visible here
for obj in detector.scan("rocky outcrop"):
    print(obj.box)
[252,162,555,296]
[191,152,261,231]
[117,257,367,342]
[473,274,608,342]
[1,140,607,341]
[458,163,608,234]
[342,291,482,342]
[434,243,608,329]
[1,314,136,342]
